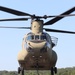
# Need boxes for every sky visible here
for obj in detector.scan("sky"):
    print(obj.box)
[0,0,75,71]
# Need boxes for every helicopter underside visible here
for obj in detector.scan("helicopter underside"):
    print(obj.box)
[18,49,57,70]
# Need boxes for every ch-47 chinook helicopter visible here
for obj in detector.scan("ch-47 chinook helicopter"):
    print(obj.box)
[0,6,75,75]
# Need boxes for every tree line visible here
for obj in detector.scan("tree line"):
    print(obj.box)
[0,67,75,75]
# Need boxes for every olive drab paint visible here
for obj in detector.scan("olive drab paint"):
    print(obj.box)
[17,20,57,70]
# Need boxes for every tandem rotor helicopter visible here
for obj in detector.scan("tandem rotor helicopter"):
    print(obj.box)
[0,6,75,75]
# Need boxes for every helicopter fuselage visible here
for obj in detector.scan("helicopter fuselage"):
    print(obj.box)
[17,32,57,70]
[0,6,75,75]
[17,20,58,70]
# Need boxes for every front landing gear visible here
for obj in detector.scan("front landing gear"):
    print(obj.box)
[51,67,57,75]
[18,67,24,75]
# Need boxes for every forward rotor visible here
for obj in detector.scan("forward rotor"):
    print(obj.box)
[0,6,75,24]
[0,6,75,34]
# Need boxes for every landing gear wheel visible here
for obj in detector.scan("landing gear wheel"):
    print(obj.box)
[54,67,57,74]
[51,67,54,75]
[18,67,24,75]
[18,67,21,74]
[20,67,24,75]
[51,67,57,75]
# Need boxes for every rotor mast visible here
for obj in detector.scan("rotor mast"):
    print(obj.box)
[31,20,43,34]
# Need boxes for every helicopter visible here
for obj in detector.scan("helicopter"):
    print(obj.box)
[0,6,75,75]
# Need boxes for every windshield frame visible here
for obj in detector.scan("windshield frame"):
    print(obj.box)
[26,34,47,41]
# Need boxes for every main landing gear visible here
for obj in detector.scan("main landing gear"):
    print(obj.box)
[51,67,57,75]
[18,67,24,75]
[18,66,57,75]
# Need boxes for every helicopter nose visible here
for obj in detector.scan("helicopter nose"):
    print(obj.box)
[28,41,47,50]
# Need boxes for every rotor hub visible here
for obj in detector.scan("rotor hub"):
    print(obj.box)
[31,20,43,34]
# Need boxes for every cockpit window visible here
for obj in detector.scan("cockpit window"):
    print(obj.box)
[40,35,47,40]
[26,34,47,41]
[26,35,34,40]
[35,35,39,40]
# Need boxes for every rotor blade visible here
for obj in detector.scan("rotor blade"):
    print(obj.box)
[44,7,75,25]
[35,14,75,19]
[0,26,30,29]
[0,18,30,21]
[44,28,75,34]
[47,14,75,17]
[0,6,32,16]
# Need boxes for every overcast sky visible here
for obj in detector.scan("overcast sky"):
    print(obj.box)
[0,0,75,71]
